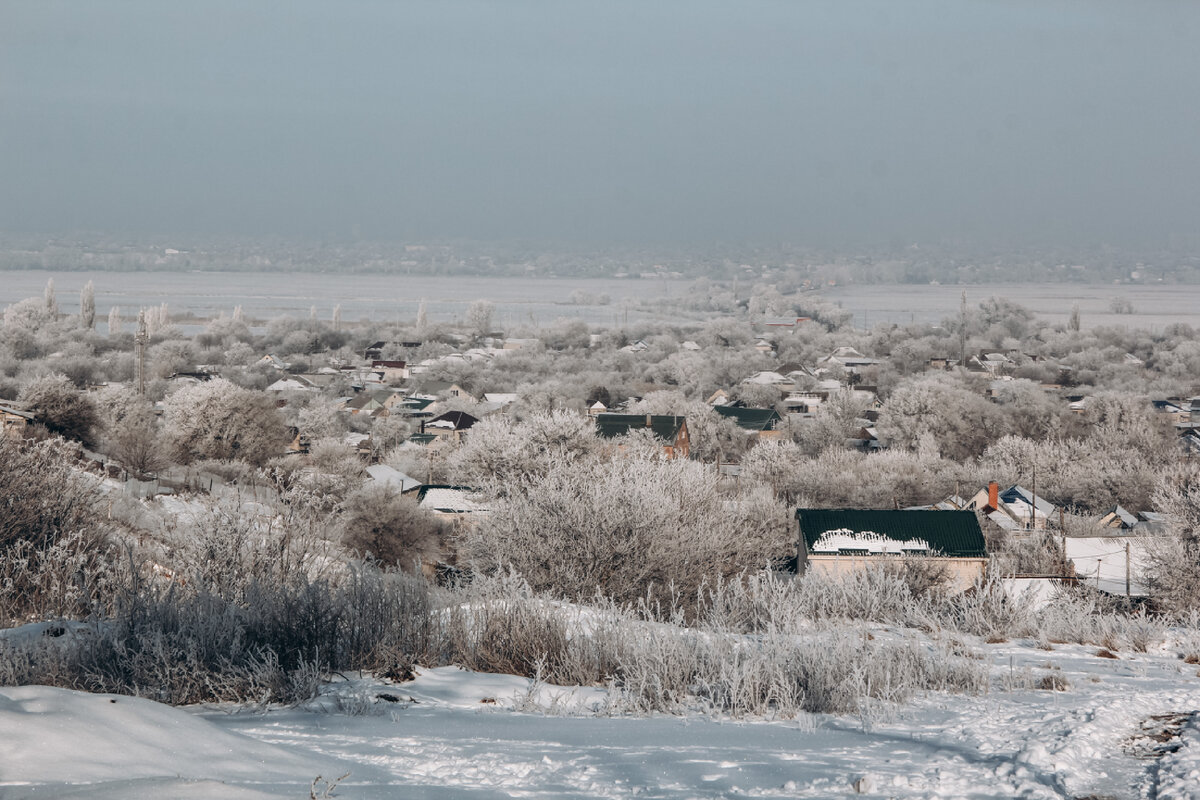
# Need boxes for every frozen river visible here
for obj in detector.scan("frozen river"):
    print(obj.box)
[0,271,683,329]
[820,282,1200,331]
[4,270,1200,333]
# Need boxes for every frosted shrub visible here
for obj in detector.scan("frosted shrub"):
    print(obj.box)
[459,451,791,612]
[942,578,1036,641]
[790,567,925,626]
[0,532,116,626]
[1033,590,1163,651]
[606,627,987,718]
[445,574,623,686]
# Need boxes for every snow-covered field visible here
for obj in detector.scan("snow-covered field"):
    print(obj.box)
[4,636,1199,799]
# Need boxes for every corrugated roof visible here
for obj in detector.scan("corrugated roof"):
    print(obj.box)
[0,404,36,420]
[413,485,489,513]
[595,414,685,443]
[796,509,987,558]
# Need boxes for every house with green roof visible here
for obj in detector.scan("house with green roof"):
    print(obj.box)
[795,508,988,593]
[595,413,690,459]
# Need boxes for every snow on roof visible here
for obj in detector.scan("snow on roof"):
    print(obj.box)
[810,529,931,555]
[1000,485,1057,516]
[265,377,315,392]
[1065,536,1160,596]
[483,393,519,404]
[987,510,1022,531]
[418,487,489,513]
[742,370,789,385]
[365,464,421,492]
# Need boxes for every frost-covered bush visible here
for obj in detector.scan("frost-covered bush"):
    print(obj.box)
[460,451,791,609]
[340,485,445,572]
[0,435,105,552]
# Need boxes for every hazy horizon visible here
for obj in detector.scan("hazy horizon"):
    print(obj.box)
[3,1,1199,248]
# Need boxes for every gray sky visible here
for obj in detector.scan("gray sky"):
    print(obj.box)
[2,1,1198,247]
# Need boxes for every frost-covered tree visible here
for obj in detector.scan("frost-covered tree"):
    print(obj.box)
[79,281,95,330]
[449,410,600,491]
[465,299,495,338]
[876,373,1004,461]
[104,401,166,477]
[294,395,348,440]
[340,484,445,571]
[1145,465,1200,614]
[44,278,57,317]
[332,303,342,331]
[107,306,122,337]
[18,373,100,445]
[790,388,868,456]
[416,299,428,332]
[162,378,289,464]
[990,379,1066,440]
[3,297,53,331]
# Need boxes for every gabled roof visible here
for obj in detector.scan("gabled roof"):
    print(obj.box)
[796,508,987,558]
[1101,505,1139,528]
[344,394,383,411]
[426,411,480,432]
[258,354,290,370]
[742,370,790,385]
[595,413,686,443]
[365,464,421,492]
[0,404,35,420]
[399,396,435,411]
[999,485,1056,516]
[713,405,781,432]
[265,376,316,392]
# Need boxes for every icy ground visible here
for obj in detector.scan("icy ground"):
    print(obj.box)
[2,637,1200,799]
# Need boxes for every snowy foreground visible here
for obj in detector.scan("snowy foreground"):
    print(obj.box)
[3,638,1200,800]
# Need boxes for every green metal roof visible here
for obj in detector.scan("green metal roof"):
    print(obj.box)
[795,509,986,558]
[713,405,781,431]
[406,433,438,446]
[595,413,686,443]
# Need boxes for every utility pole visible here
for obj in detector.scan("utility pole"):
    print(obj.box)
[1125,541,1131,598]
[1030,463,1037,531]
[134,309,148,397]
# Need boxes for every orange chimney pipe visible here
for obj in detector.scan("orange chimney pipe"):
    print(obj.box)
[988,481,999,509]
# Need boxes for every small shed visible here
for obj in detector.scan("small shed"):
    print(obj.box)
[0,403,35,439]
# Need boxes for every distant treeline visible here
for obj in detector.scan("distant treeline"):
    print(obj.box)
[2,234,1200,285]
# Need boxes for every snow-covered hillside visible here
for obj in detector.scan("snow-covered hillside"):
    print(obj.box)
[4,636,1199,799]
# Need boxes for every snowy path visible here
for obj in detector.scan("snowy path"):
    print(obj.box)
[3,638,1200,799]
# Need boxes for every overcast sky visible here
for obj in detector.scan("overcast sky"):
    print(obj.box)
[2,1,1198,247]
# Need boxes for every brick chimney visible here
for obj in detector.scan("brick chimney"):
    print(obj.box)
[988,481,999,510]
